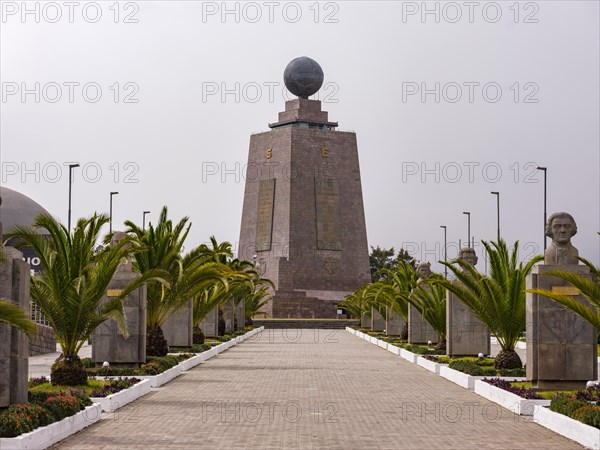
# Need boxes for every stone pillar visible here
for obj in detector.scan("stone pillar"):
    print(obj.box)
[162,298,193,347]
[527,264,597,389]
[360,312,370,328]
[385,307,405,336]
[446,289,490,356]
[408,302,437,344]
[200,307,218,337]
[223,299,235,333]
[92,262,147,368]
[371,307,385,331]
[0,246,30,406]
[235,299,245,329]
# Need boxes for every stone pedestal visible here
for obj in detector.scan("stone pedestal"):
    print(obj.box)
[446,288,490,356]
[163,298,193,347]
[408,303,437,344]
[0,246,30,406]
[223,299,235,332]
[200,307,218,337]
[235,299,245,329]
[361,312,370,328]
[371,307,385,331]
[526,264,597,389]
[92,263,146,368]
[386,307,405,336]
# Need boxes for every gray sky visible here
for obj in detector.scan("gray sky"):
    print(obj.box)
[1,1,599,273]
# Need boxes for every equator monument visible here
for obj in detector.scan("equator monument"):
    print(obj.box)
[238,57,371,318]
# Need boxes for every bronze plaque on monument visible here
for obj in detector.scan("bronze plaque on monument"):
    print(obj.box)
[255,179,276,251]
[315,178,341,250]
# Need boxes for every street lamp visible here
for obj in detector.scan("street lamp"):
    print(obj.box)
[67,164,80,231]
[440,225,447,279]
[142,211,151,230]
[109,192,119,233]
[536,166,547,251]
[462,211,471,248]
[491,191,500,241]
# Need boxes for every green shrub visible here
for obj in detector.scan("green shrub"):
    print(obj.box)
[0,403,53,437]
[80,358,94,368]
[191,344,211,353]
[498,367,526,377]
[42,394,82,421]
[551,395,600,429]
[449,360,484,376]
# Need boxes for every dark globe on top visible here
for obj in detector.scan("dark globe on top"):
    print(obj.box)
[283,57,324,99]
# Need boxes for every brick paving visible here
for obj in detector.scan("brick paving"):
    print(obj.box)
[55,329,582,449]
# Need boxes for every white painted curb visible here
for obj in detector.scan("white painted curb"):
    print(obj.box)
[0,404,102,450]
[91,379,152,413]
[474,379,549,415]
[534,405,600,450]
[416,356,444,375]
[439,366,484,390]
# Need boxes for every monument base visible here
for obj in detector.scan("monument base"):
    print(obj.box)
[526,264,597,387]
[270,290,346,319]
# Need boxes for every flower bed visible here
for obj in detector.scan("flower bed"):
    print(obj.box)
[0,404,101,450]
[91,379,151,412]
[534,405,600,450]
[474,378,549,415]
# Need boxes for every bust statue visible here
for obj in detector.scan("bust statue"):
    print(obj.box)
[458,247,478,268]
[110,231,129,248]
[544,212,579,265]
[416,262,432,279]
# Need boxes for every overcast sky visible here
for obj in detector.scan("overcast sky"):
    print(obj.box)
[1,1,598,273]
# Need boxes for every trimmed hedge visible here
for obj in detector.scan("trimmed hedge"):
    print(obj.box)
[551,391,600,429]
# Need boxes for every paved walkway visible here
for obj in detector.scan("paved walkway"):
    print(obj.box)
[54,329,582,449]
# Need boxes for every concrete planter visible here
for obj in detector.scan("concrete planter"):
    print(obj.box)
[369,336,379,345]
[91,379,152,413]
[416,356,444,375]
[202,347,218,360]
[0,404,102,450]
[136,364,183,388]
[400,349,418,364]
[377,339,388,350]
[474,379,550,415]
[534,405,600,450]
[439,366,485,390]
[387,344,401,356]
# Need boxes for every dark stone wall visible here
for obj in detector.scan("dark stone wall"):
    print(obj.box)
[29,324,57,356]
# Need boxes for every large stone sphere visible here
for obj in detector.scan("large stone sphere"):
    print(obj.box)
[283,57,324,99]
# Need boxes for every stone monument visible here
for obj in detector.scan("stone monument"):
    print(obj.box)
[371,307,385,331]
[527,212,597,389]
[237,57,371,318]
[408,263,438,344]
[446,248,491,356]
[0,197,30,406]
[235,299,245,329]
[200,307,218,337]
[223,299,235,332]
[92,232,147,368]
[162,298,193,347]
[385,307,405,336]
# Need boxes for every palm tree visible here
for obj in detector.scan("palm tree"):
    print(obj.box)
[527,255,600,328]
[407,275,447,349]
[244,286,271,325]
[125,207,230,356]
[433,239,542,369]
[6,212,159,385]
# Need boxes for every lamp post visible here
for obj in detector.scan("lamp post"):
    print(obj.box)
[109,192,119,233]
[440,225,447,279]
[536,166,547,251]
[491,191,500,241]
[142,211,151,231]
[462,211,471,248]
[67,164,80,231]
